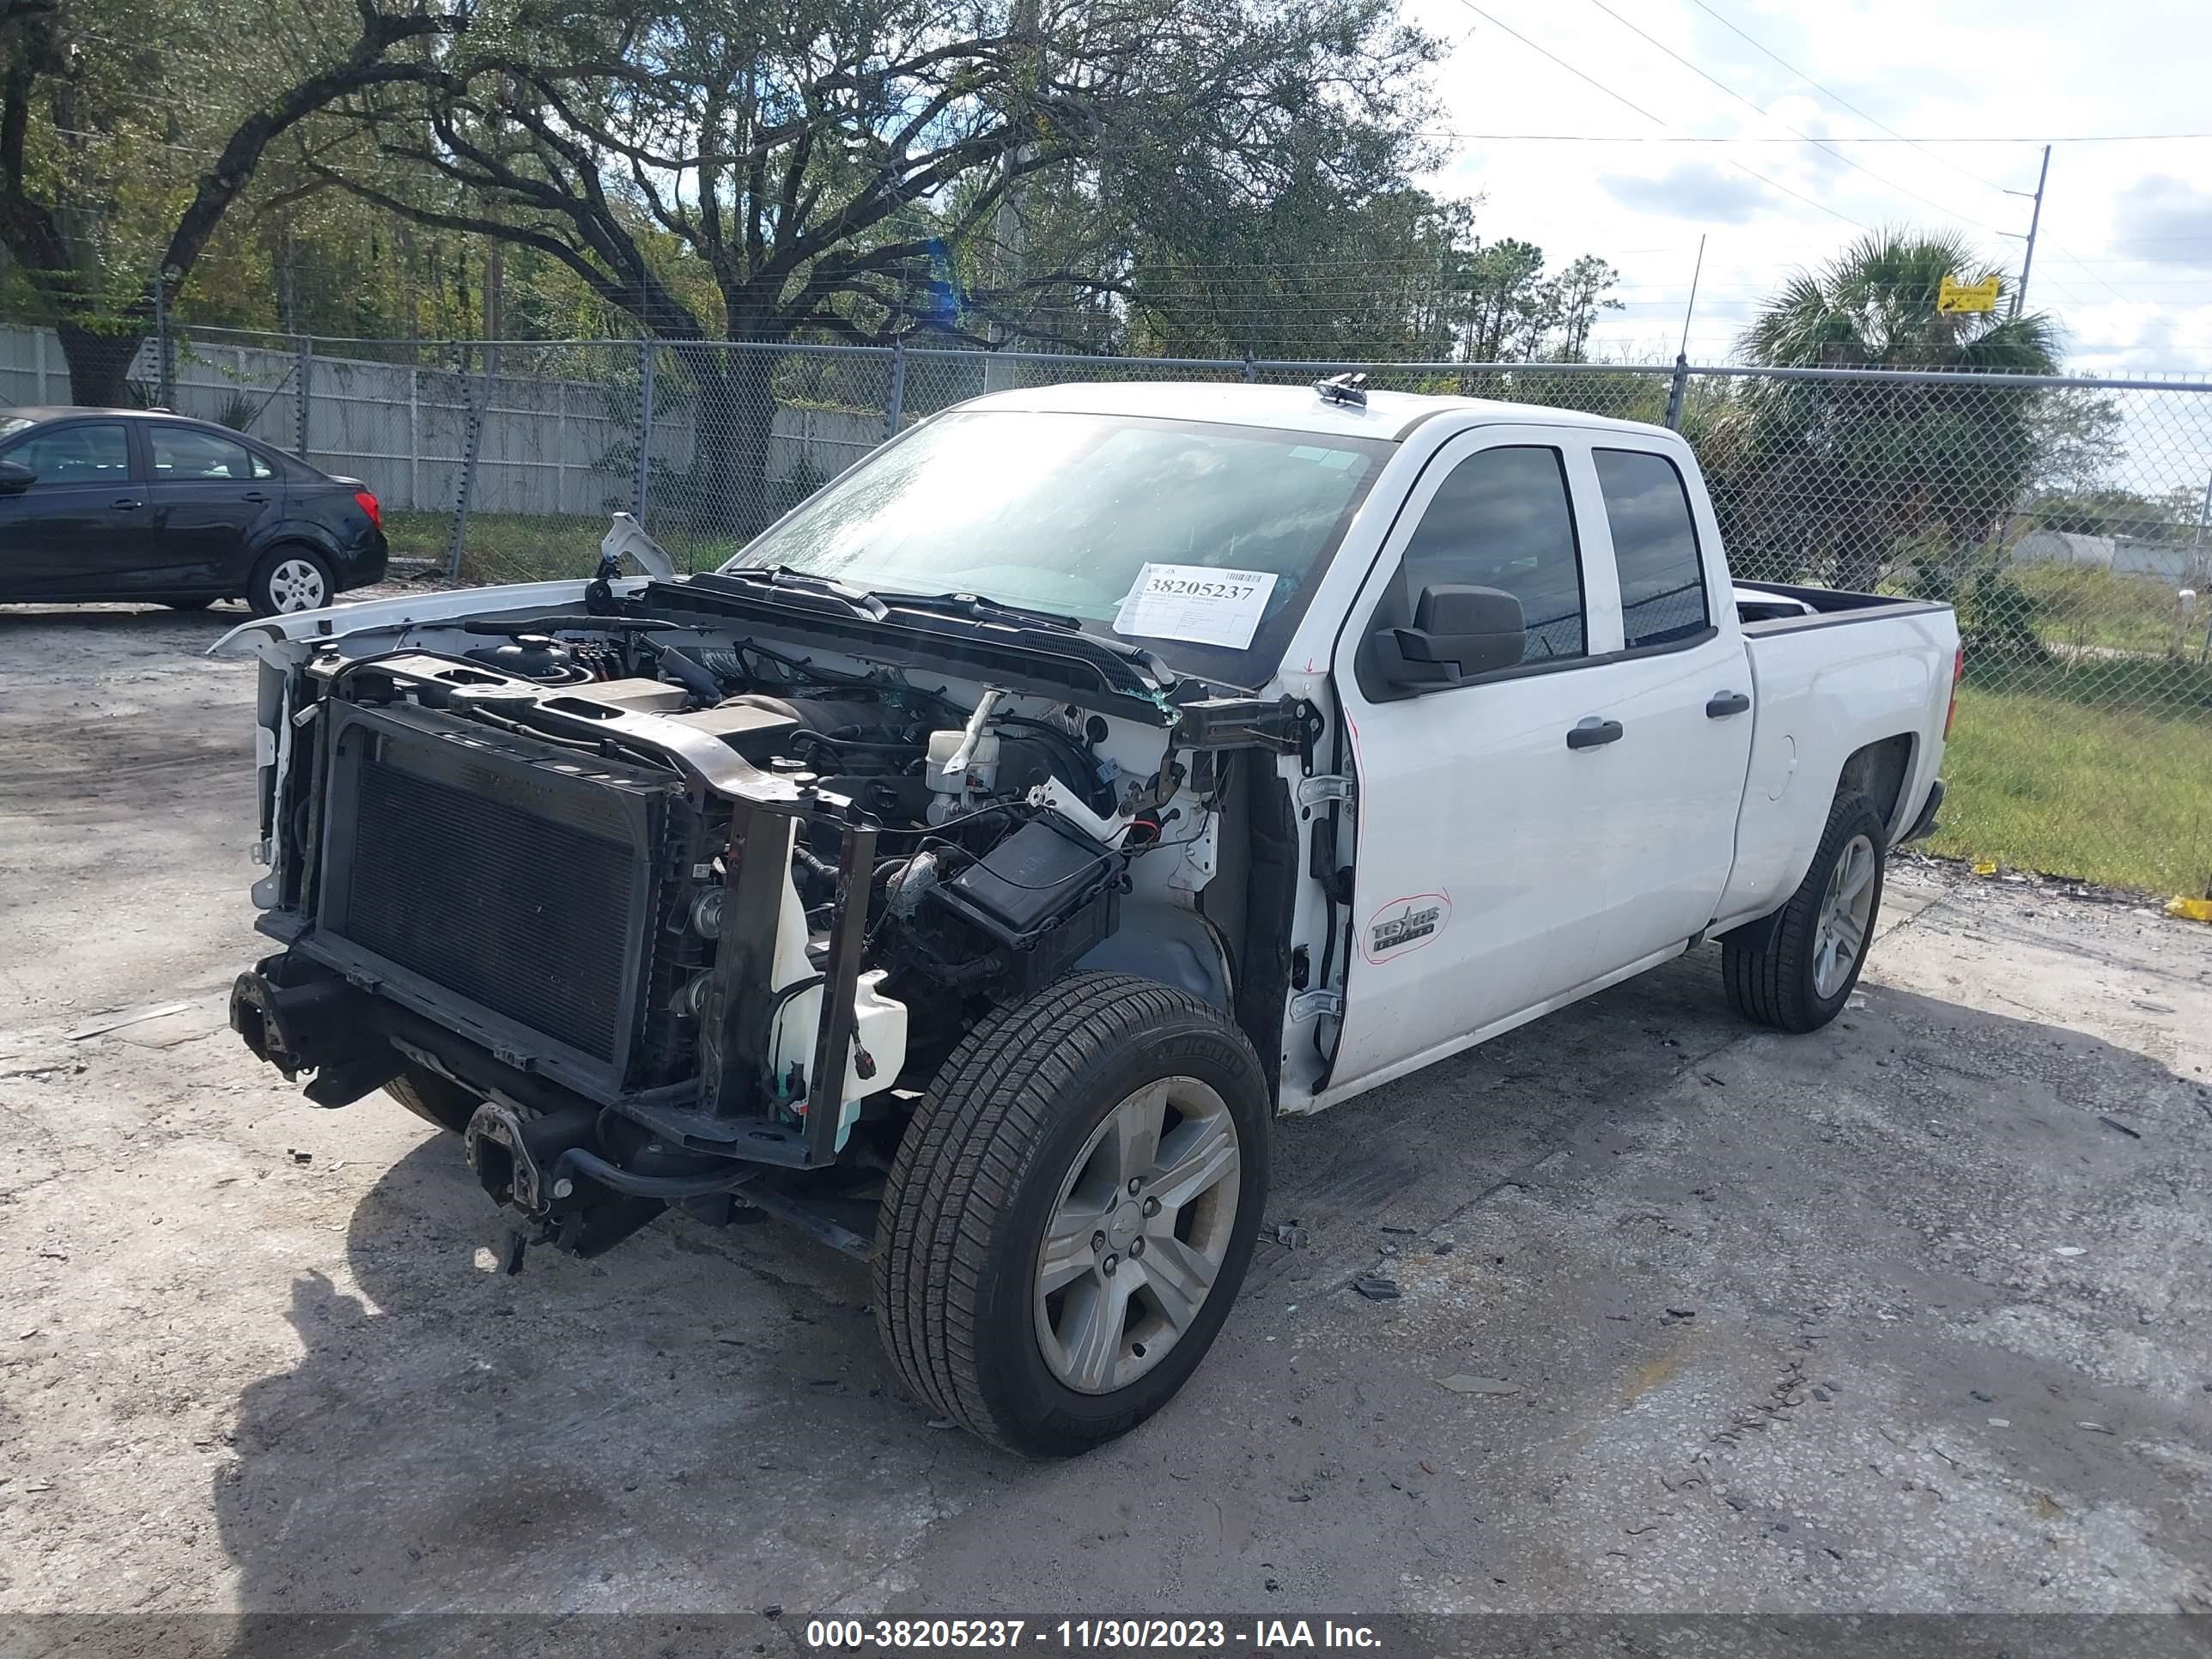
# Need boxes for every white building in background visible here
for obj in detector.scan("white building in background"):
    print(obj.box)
[2013,527,2207,582]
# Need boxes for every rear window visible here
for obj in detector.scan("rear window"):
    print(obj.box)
[152,426,269,481]
[1594,448,1710,650]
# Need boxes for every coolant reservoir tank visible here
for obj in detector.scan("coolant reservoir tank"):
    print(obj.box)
[764,867,908,1153]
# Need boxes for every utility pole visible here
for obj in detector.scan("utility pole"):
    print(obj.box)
[2005,144,2051,317]
[1665,234,1705,432]
[983,0,1040,392]
[1677,234,1706,359]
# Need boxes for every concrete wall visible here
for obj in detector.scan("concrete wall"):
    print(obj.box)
[0,325,881,520]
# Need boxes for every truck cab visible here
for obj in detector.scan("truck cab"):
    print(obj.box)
[216,380,1958,1455]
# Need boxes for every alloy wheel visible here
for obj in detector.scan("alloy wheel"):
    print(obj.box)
[1032,1077,1242,1395]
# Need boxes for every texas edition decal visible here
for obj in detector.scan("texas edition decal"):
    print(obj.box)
[1363,891,1452,963]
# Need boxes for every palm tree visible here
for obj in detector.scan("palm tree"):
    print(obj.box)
[1700,230,2063,599]
[1742,229,2057,374]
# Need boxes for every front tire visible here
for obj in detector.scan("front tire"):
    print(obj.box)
[874,973,1270,1456]
[246,546,337,617]
[1723,792,1887,1033]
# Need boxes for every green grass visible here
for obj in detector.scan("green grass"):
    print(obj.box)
[1929,684,2212,896]
[382,508,745,583]
[2007,562,2209,659]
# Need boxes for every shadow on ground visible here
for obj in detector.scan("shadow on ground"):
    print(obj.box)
[193,943,2211,1645]
[0,602,248,633]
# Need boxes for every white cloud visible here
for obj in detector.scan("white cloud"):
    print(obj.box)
[2112,176,2212,269]
[1598,161,1774,223]
[1408,0,2212,374]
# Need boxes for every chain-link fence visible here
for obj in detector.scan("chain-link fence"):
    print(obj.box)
[3,319,2207,892]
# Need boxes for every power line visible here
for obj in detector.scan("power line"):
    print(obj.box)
[1445,0,1665,124]
[1445,0,1869,230]
[2048,243,2138,307]
[1680,0,2019,198]
[1577,0,2004,234]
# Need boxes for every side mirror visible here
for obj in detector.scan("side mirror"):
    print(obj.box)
[1373,583,1525,690]
[0,460,33,495]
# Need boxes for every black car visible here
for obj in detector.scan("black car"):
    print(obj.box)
[0,407,388,615]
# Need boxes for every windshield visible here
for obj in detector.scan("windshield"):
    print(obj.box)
[726,410,1391,687]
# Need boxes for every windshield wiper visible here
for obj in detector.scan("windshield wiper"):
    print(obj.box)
[877,591,1177,689]
[875,590,1085,632]
[714,565,887,619]
[651,573,1179,708]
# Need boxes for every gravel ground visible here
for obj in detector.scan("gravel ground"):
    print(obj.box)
[2,599,2209,1649]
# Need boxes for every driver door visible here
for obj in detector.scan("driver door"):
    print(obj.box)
[1323,428,1631,1093]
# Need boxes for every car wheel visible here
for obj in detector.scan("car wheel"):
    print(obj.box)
[385,1061,482,1134]
[1722,792,1887,1033]
[161,599,216,611]
[247,547,336,617]
[874,973,1270,1456]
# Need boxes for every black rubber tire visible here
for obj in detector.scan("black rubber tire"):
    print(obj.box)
[873,972,1271,1457]
[246,545,337,617]
[385,1061,482,1134]
[1723,792,1887,1033]
[161,599,216,611]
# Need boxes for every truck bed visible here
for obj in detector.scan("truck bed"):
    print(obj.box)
[1733,579,1948,632]
[1712,589,1959,933]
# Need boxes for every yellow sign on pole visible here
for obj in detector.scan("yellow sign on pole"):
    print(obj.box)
[1937,274,2001,314]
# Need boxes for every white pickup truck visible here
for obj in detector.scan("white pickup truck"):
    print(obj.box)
[216,379,1959,1455]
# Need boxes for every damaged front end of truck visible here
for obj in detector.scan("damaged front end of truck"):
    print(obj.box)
[219,565,1314,1268]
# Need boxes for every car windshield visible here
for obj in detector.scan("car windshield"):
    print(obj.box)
[724,410,1391,687]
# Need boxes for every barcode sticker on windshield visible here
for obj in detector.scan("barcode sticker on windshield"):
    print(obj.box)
[1113,563,1279,650]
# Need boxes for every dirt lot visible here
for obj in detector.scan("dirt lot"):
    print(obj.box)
[2,600,2209,1645]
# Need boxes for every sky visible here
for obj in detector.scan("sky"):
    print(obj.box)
[1401,0,2212,376]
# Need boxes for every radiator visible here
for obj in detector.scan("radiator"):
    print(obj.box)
[344,752,634,1060]
[315,705,666,1083]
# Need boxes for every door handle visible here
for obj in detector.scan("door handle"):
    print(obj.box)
[111,497,140,510]
[1705,691,1751,718]
[1566,718,1625,750]
[241,490,270,503]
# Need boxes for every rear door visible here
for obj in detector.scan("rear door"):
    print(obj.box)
[1574,445,1756,964]
[0,420,149,599]
[145,423,283,593]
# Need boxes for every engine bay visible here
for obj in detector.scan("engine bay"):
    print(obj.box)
[246,590,1246,1146]
[362,613,1188,987]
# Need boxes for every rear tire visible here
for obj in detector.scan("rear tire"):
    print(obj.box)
[874,973,1270,1456]
[1723,792,1887,1033]
[385,1061,481,1134]
[246,546,336,617]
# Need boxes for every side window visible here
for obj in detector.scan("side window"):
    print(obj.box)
[5,422,130,486]
[1399,445,1585,663]
[150,427,258,482]
[1595,448,1711,650]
